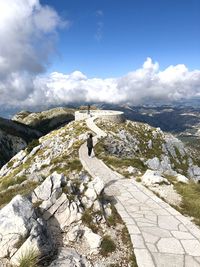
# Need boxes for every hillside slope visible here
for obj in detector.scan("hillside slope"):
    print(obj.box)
[0,120,136,267]
[12,107,75,134]
[1,117,200,266]
[95,119,200,181]
[0,117,41,167]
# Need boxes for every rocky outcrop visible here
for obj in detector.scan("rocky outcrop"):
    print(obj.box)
[49,248,91,267]
[0,107,75,167]
[141,169,170,187]
[0,117,41,167]
[97,119,200,181]
[141,170,182,206]
[0,194,53,266]
[12,107,75,134]
[0,169,107,266]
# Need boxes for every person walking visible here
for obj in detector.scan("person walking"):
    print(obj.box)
[87,104,90,115]
[87,133,93,158]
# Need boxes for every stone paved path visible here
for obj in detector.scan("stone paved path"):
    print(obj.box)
[79,117,200,267]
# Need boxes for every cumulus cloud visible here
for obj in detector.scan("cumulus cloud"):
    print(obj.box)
[0,0,67,76]
[0,58,200,110]
[0,0,68,107]
[1,57,200,110]
[1,54,200,111]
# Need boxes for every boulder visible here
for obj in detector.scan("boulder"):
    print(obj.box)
[0,195,35,258]
[88,176,104,195]
[188,165,200,181]
[146,157,160,170]
[32,172,65,203]
[10,218,53,266]
[84,227,102,254]
[175,174,189,184]
[141,170,170,187]
[49,247,91,267]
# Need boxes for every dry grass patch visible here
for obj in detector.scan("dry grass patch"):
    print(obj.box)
[18,248,39,267]
[174,181,200,226]
[0,181,38,208]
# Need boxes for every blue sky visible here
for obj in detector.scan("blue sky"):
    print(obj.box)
[0,0,200,116]
[41,0,200,77]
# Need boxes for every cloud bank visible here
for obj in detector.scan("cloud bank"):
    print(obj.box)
[1,57,200,110]
[0,1,200,112]
[0,0,67,107]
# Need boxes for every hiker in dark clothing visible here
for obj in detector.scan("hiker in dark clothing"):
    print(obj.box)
[87,104,90,115]
[87,133,93,158]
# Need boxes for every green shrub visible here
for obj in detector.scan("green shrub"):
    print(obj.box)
[82,209,98,233]
[100,235,116,256]
[26,139,40,153]
[18,248,39,267]
[0,175,27,190]
[174,181,200,226]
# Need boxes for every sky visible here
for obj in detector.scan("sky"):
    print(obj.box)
[0,0,200,117]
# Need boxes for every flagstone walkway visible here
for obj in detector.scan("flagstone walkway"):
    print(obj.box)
[79,116,200,267]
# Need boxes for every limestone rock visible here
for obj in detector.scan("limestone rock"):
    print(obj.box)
[141,170,170,187]
[88,176,104,195]
[84,227,102,254]
[146,157,160,170]
[0,195,35,258]
[175,174,189,184]
[188,165,200,181]
[49,247,91,267]
[10,218,53,266]
[32,172,65,203]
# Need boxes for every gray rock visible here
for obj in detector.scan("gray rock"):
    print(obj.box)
[141,170,170,186]
[32,172,65,202]
[0,195,35,258]
[188,165,200,181]
[146,157,160,170]
[49,247,91,267]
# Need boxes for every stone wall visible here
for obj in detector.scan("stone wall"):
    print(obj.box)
[75,110,125,123]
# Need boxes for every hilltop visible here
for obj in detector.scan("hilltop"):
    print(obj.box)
[0,107,74,168]
[1,110,200,266]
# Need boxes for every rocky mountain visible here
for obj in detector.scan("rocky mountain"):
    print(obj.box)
[97,103,200,149]
[0,108,75,168]
[0,120,135,267]
[0,115,200,266]
[0,117,41,168]
[12,107,75,134]
[96,119,200,181]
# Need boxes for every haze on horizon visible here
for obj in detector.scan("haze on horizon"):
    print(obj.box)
[0,0,200,117]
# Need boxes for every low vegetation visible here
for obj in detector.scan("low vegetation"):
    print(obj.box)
[100,235,116,256]
[18,248,39,267]
[0,181,38,208]
[26,139,40,153]
[174,181,200,226]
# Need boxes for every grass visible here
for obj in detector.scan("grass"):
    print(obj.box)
[0,175,27,190]
[18,248,39,267]
[121,227,138,267]
[174,181,200,226]
[81,209,98,233]
[0,181,38,208]
[163,174,200,227]
[106,202,122,226]
[26,139,40,153]
[100,235,116,256]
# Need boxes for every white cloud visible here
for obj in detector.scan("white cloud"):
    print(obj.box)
[1,55,200,110]
[1,57,200,110]
[0,0,67,78]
